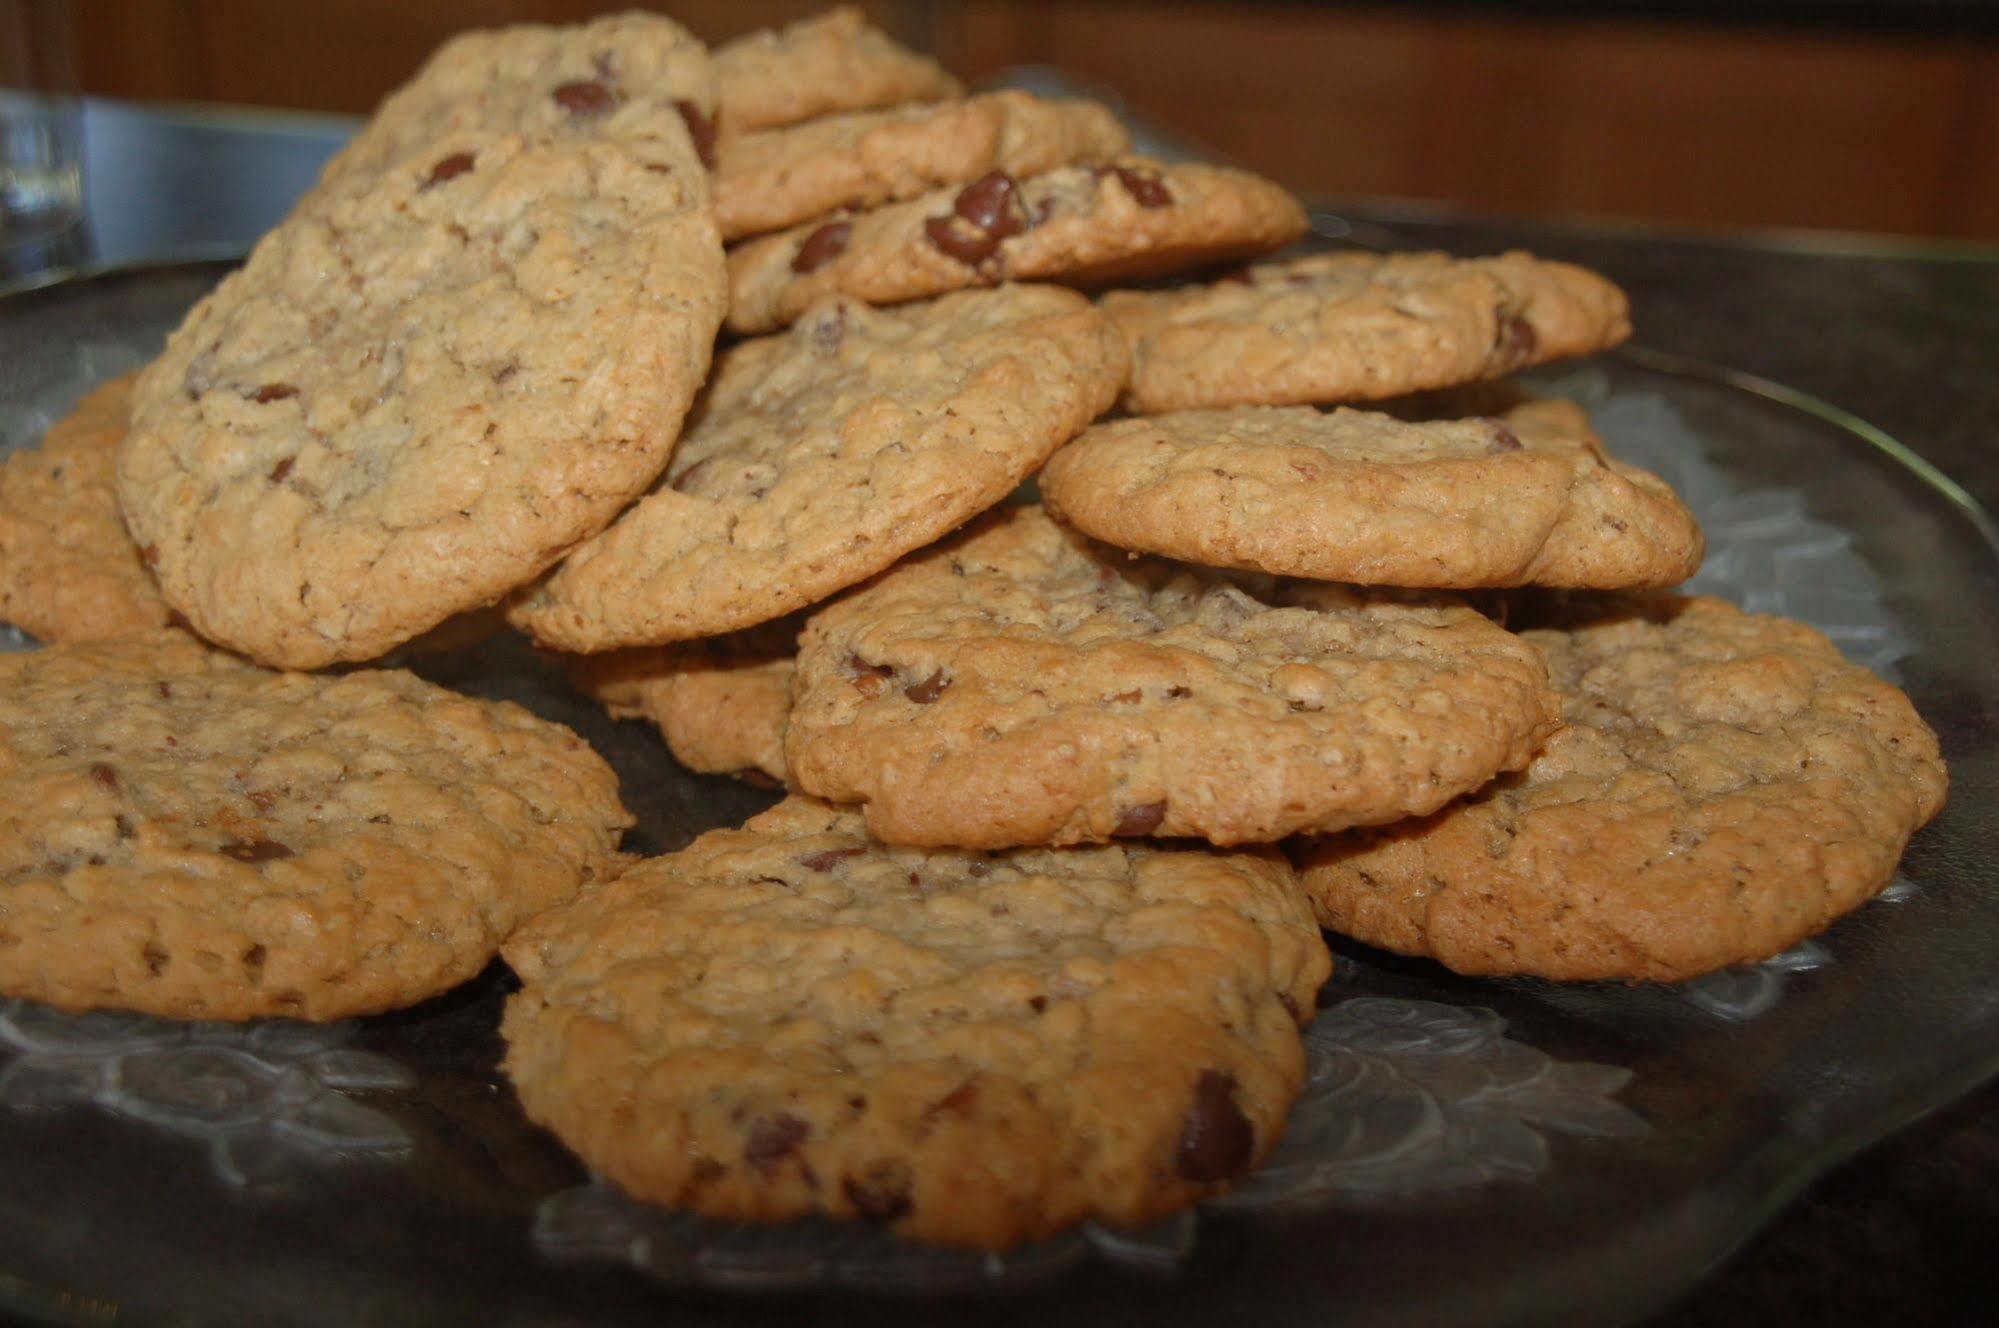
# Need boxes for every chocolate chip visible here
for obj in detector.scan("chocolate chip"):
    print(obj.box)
[1175,1070,1253,1181]
[793,221,851,274]
[849,655,894,698]
[248,383,296,404]
[1113,801,1166,837]
[268,457,295,483]
[155,682,172,699]
[674,99,716,169]
[1496,313,1538,365]
[220,839,296,863]
[423,151,476,188]
[140,544,158,568]
[953,171,1027,239]
[800,846,866,872]
[1028,995,1048,1013]
[842,1160,913,1221]
[1489,424,1523,453]
[552,80,613,115]
[903,670,949,704]
[89,763,118,790]
[928,1079,979,1117]
[923,215,997,267]
[1111,165,1172,209]
[742,1112,808,1167]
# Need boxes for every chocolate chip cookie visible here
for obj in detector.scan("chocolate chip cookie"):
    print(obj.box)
[312,10,717,193]
[1102,250,1631,413]
[569,616,799,787]
[119,125,725,669]
[1040,397,1702,589]
[785,505,1561,848]
[0,630,630,1020]
[0,374,172,643]
[1296,595,1947,982]
[725,159,1309,335]
[715,7,961,135]
[502,796,1328,1248]
[510,285,1127,653]
[714,91,1129,241]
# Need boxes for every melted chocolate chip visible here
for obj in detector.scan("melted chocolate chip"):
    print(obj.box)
[793,221,852,274]
[248,383,297,404]
[552,80,613,115]
[1489,425,1523,453]
[952,171,1026,239]
[923,215,997,267]
[742,1112,809,1167]
[1496,313,1538,365]
[89,763,118,790]
[674,99,717,169]
[220,839,296,863]
[424,151,476,188]
[800,846,866,872]
[849,655,894,698]
[903,670,949,704]
[268,457,295,483]
[1175,1070,1254,1181]
[1111,166,1172,209]
[1112,801,1166,837]
[842,1160,914,1221]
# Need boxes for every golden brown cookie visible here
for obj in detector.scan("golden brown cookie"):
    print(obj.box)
[725,159,1308,335]
[502,797,1328,1248]
[714,7,961,135]
[1296,595,1948,982]
[1039,397,1702,589]
[0,631,630,1020]
[1101,250,1631,413]
[509,285,1127,653]
[0,374,171,643]
[785,505,1561,848]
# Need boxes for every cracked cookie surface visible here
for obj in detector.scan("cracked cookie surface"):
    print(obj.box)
[1101,250,1630,413]
[510,285,1127,653]
[0,374,172,642]
[502,796,1328,1248]
[1040,397,1702,589]
[786,505,1561,848]
[1295,595,1947,982]
[725,158,1307,335]
[569,616,798,786]
[714,7,961,135]
[118,124,724,669]
[714,91,1128,241]
[0,631,630,1020]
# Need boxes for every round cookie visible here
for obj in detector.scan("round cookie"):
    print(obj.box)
[714,7,961,135]
[0,373,172,643]
[502,796,1328,1249]
[0,630,630,1020]
[509,285,1128,653]
[312,11,717,193]
[1040,397,1702,589]
[1101,250,1631,414]
[725,158,1308,335]
[119,124,725,669]
[1295,595,1948,982]
[714,91,1129,241]
[570,617,799,787]
[785,505,1561,849]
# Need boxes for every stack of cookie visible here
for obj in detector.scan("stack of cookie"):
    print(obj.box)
[0,8,1946,1255]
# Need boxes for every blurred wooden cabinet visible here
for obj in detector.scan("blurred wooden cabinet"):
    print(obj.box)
[71,0,1999,238]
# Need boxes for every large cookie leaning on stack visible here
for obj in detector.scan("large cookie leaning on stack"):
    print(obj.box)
[0,631,630,1020]
[1296,595,1947,981]
[119,122,725,669]
[786,505,1561,848]
[726,159,1308,334]
[510,285,1127,652]
[0,373,172,642]
[1102,250,1630,413]
[1040,397,1702,588]
[502,797,1328,1248]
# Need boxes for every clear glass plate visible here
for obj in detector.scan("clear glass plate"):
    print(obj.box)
[1,262,1995,1328]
